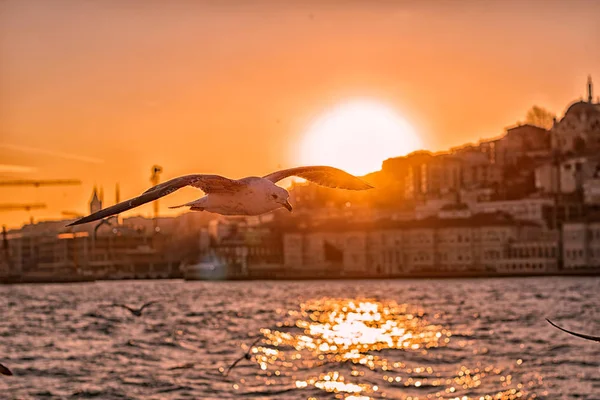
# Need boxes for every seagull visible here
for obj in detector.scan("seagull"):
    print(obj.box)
[0,362,12,376]
[168,362,196,371]
[546,319,600,342]
[66,166,373,226]
[112,301,158,317]
[93,215,118,240]
[222,337,262,377]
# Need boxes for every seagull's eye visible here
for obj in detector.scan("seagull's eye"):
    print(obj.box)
[271,194,278,199]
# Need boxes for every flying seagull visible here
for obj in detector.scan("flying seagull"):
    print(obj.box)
[112,301,158,317]
[222,337,262,377]
[93,215,118,240]
[66,166,373,226]
[0,362,12,376]
[546,319,600,342]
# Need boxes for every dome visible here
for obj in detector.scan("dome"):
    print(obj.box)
[564,100,600,118]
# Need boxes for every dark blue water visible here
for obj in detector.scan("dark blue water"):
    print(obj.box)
[0,277,598,399]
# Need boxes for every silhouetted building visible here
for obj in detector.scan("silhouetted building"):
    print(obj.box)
[562,214,600,270]
[535,154,600,195]
[551,76,600,154]
[282,211,550,276]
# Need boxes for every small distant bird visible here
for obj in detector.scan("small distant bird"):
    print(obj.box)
[0,362,12,376]
[66,166,373,226]
[93,215,118,240]
[168,362,196,371]
[222,337,262,377]
[112,301,158,317]
[546,319,600,342]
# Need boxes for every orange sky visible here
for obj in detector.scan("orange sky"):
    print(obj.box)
[1,0,599,228]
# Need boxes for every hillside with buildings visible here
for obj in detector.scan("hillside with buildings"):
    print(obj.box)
[2,77,600,282]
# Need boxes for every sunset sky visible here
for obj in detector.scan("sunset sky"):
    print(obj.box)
[1,0,599,228]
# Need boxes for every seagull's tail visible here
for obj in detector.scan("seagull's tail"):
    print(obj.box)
[169,199,204,211]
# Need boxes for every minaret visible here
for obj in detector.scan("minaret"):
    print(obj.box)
[588,75,593,103]
[90,186,102,214]
[115,183,121,224]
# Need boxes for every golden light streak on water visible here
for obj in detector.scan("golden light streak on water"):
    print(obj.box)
[235,298,540,399]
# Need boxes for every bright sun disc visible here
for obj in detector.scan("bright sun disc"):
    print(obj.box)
[299,100,422,176]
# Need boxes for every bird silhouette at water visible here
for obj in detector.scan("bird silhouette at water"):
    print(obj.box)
[0,362,12,376]
[222,337,263,377]
[168,362,196,371]
[112,301,158,317]
[546,319,600,342]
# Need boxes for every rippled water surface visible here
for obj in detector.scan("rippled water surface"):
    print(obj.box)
[0,277,598,399]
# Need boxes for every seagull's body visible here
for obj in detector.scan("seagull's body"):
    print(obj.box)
[174,177,289,216]
[0,362,12,376]
[546,319,600,342]
[112,301,157,317]
[67,166,373,226]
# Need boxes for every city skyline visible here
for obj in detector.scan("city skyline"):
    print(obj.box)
[1,0,600,227]
[1,77,597,229]
[1,4,598,399]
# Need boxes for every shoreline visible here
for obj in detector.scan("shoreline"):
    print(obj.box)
[1,269,598,285]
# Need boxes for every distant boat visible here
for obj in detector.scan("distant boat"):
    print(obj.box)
[183,252,228,281]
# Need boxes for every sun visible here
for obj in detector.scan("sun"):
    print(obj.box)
[298,100,422,176]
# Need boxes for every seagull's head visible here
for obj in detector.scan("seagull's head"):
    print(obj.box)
[268,185,292,212]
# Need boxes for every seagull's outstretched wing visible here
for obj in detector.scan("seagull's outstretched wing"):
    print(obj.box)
[245,336,262,354]
[67,175,245,226]
[223,355,245,377]
[140,301,158,312]
[0,363,12,376]
[546,319,600,342]
[112,303,137,314]
[263,166,373,190]
[223,336,263,377]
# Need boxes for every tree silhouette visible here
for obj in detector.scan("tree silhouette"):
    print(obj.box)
[525,106,556,130]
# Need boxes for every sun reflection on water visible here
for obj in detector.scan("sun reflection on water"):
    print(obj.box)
[235,297,540,399]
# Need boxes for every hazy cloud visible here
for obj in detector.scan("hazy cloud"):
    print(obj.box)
[0,143,104,164]
[0,164,38,173]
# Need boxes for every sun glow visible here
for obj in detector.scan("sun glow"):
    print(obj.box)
[299,100,422,176]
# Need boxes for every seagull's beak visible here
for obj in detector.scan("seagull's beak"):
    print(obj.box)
[282,200,293,212]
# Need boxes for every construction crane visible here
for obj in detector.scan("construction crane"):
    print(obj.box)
[61,211,84,218]
[0,179,81,187]
[0,203,46,224]
[0,203,46,212]
[0,179,81,224]
[150,165,163,232]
